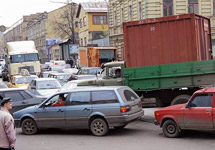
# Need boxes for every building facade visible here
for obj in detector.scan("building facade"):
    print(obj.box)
[109,0,215,60]
[76,1,109,47]
[27,12,48,63]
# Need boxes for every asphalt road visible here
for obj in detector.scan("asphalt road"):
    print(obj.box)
[15,120,215,150]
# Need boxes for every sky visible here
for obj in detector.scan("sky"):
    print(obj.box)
[0,0,103,27]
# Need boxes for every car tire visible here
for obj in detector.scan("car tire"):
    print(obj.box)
[21,118,38,135]
[162,120,181,138]
[90,118,109,136]
[2,74,5,81]
[114,125,126,129]
[170,95,190,105]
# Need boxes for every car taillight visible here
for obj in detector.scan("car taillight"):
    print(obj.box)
[138,102,142,108]
[120,106,130,113]
[55,63,59,65]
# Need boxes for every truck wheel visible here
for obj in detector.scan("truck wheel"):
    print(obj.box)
[162,120,180,138]
[90,118,109,136]
[170,95,190,105]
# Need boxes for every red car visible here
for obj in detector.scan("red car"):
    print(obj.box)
[154,88,215,138]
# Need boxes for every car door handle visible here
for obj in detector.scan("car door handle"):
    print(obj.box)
[205,109,211,113]
[83,108,91,111]
[21,100,28,104]
[57,109,64,112]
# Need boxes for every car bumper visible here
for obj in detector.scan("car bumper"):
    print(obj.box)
[154,120,159,126]
[106,110,144,127]
[14,119,21,128]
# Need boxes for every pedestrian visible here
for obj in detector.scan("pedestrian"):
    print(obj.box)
[0,97,16,150]
[69,57,74,68]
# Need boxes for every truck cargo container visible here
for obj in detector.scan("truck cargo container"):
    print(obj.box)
[123,13,212,67]
[79,47,117,67]
[71,14,215,106]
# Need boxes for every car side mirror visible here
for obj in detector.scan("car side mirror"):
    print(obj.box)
[185,103,191,108]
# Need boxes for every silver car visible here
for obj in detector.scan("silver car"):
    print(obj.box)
[27,78,61,97]
[13,86,144,136]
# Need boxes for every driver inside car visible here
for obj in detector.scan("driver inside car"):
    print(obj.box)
[52,95,65,107]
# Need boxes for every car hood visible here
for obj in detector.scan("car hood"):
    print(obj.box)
[37,89,59,96]
[13,105,39,116]
[157,104,186,112]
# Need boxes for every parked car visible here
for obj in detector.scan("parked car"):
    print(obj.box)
[0,88,45,113]
[154,87,215,138]
[77,67,102,75]
[13,86,144,136]
[67,74,96,81]
[62,68,79,74]
[59,79,96,92]
[48,72,72,85]
[27,78,61,97]
[8,75,38,88]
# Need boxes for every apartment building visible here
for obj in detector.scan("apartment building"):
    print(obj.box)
[76,1,108,47]
[109,0,215,60]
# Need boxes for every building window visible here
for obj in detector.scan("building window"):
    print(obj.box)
[213,0,215,16]
[80,19,82,28]
[212,39,215,57]
[163,0,173,16]
[75,21,79,28]
[138,2,142,20]
[188,0,198,14]
[128,5,132,21]
[93,15,107,24]
[113,11,117,26]
[121,8,124,24]
[84,37,87,46]
[80,38,83,46]
[83,17,87,27]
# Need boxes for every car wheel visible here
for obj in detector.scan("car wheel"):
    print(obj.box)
[114,125,126,129]
[90,118,109,136]
[162,120,180,138]
[21,118,38,135]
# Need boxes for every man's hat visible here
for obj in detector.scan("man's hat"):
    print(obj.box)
[0,97,12,106]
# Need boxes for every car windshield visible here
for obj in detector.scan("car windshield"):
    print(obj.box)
[16,76,38,84]
[37,80,61,89]
[88,68,102,74]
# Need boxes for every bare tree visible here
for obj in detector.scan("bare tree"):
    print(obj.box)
[50,0,78,44]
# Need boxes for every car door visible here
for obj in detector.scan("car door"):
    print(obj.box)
[28,80,37,94]
[65,91,92,128]
[4,91,28,112]
[36,94,67,129]
[183,93,213,129]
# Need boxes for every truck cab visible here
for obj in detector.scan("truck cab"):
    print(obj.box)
[99,61,124,86]
[73,61,125,87]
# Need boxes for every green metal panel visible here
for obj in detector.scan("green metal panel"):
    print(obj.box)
[124,60,215,91]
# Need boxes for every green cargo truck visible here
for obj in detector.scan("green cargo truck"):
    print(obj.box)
[73,60,215,106]
[123,60,215,106]
[74,14,215,106]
